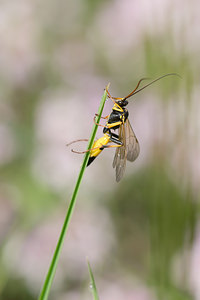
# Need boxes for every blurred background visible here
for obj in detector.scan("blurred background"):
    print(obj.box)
[0,0,199,299]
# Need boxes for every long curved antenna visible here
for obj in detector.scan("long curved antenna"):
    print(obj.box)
[108,73,180,102]
[124,73,181,100]
[111,77,150,100]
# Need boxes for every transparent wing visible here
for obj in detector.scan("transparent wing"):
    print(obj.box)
[112,123,127,182]
[125,119,140,162]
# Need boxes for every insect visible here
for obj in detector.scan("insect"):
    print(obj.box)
[87,87,141,182]
[68,73,179,182]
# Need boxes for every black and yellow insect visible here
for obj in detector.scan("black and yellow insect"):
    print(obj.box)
[68,73,178,182]
[87,86,141,182]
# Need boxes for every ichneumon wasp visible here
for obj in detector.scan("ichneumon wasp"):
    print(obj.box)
[67,73,179,182]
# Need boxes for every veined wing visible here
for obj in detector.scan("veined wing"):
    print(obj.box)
[112,123,127,182]
[125,118,140,162]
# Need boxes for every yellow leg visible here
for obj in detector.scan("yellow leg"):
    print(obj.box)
[71,142,122,154]
[71,145,101,154]
[102,144,122,149]
[93,116,106,128]
[93,116,122,129]
[95,113,109,119]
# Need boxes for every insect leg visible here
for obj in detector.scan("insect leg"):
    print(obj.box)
[71,145,105,154]
[93,116,105,127]
[95,113,109,119]
[109,134,122,145]
[101,144,122,149]
[66,139,88,147]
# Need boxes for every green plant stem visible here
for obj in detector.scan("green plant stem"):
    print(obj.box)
[38,84,109,300]
[88,260,100,300]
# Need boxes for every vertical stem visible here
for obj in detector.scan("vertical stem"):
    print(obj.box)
[38,84,109,300]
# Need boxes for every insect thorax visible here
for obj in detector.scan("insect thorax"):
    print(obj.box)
[103,108,129,133]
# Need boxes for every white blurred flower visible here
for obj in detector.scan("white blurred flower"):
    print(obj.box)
[3,206,115,291]
[100,279,155,300]
[0,1,39,85]
[96,0,169,51]
[32,89,86,189]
